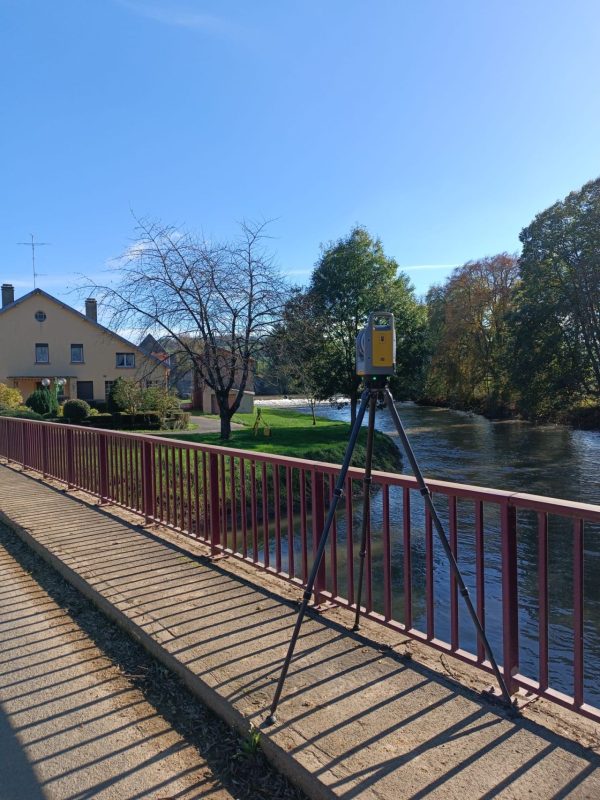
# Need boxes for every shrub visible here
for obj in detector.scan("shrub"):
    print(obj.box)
[164,410,190,430]
[0,383,23,409]
[143,386,179,418]
[88,400,108,413]
[0,407,43,420]
[108,377,145,413]
[63,399,91,422]
[25,389,58,416]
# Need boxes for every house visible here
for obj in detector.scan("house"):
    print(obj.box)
[0,284,169,404]
[139,334,254,413]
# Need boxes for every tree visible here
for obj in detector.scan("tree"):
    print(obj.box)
[25,388,58,416]
[109,378,145,415]
[424,254,519,411]
[308,226,427,423]
[266,290,332,424]
[87,218,287,439]
[0,383,23,409]
[510,178,600,417]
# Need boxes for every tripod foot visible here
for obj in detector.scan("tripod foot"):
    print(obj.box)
[352,623,361,632]
[263,714,277,727]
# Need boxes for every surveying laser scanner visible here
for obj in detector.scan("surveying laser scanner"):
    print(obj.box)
[267,311,514,725]
[356,311,396,378]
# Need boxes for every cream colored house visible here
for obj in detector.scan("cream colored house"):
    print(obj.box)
[0,284,169,403]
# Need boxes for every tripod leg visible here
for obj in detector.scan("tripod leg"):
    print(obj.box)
[266,389,371,724]
[352,391,377,631]
[383,388,513,707]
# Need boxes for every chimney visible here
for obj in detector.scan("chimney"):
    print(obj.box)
[2,284,14,308]
[85,298,97,322]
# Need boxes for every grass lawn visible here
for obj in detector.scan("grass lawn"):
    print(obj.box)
[157,408,402,473]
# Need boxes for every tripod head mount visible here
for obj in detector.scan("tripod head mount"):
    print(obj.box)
[363,374,389,392]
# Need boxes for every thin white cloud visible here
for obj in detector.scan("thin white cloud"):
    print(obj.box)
[116,0,241,37]
[401,264,459,271]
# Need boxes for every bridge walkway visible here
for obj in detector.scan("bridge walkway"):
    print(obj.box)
[0,462,599,799]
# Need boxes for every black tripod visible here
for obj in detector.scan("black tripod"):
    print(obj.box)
[267,377,512,724]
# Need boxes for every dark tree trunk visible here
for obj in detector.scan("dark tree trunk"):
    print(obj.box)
[220,413,232,440]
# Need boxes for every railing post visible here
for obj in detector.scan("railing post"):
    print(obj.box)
[142,440,155,523]
[41,425,48,477]
[209,452,221,555]
[98,434,109,504]
[501,501,519,693]
[20,423,26,469]
[312,471,326,606]
[66,428,75,488]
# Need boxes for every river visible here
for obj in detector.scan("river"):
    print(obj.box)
[286,400,600,707]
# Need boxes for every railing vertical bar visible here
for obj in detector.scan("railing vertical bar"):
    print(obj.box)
[330,473,338,599]
[501,501,519,693]
[178,447,184,530]
[274,464,281,573]
[366,487,373,614]
[126,439,133,509]
[202,452,208,540]
[345,475,354,606]
[193,450,200,536]
[262,462,269,568]
[538,511,549,691]
[449,495,458,650]
[220,454,227,549]
[311,471,326,604]
[425,503,434,639]
[286,466,294,577]
[251,461,258,562]
[475,500,485,663]
[230,456,237,554]
[300,468,308,583]
[403,487,412,629]
[574,517,584,708]
[382,483,392,621]
[165,446,171,526]
[209,452,220,555]
[186,448,192,534]
[240,458,248,558]
[158,445,164,523]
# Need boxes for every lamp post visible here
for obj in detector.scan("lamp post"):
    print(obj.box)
[41,377,66,403]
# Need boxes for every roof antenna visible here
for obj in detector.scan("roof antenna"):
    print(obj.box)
[17,234,50,288]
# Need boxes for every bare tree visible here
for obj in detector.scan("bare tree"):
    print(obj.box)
[86,217,288,439]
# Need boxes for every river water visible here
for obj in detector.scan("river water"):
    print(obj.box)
[288,401,600,706]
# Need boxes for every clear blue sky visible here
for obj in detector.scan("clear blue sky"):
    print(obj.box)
[2,0,600,308]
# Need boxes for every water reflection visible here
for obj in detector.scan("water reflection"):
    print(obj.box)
[288,402,600,706]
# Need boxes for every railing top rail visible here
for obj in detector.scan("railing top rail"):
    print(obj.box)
[4,416,600,522]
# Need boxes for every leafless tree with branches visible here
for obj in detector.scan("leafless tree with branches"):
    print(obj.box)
[85,217,288,438]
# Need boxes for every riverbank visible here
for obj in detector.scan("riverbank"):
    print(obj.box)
[160,407,402,473]
[416,395,600,430]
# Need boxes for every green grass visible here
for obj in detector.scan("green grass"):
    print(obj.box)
[157,408,402,473]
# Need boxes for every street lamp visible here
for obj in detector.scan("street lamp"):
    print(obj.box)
[41,377,66,401]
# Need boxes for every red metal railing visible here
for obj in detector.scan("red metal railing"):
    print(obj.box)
[1,416,599,721]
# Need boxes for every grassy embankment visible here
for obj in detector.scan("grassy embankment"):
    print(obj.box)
[160,408,402,473]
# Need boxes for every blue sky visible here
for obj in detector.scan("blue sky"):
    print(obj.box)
[2,0,600,310]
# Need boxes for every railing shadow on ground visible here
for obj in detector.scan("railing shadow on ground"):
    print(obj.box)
[0,524,307,800]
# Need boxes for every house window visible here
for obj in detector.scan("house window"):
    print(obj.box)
[34,310,46,322]
[71,344,84,363]
[35,343,49,363]
[105,380,114,399]
[116,352,135,368]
